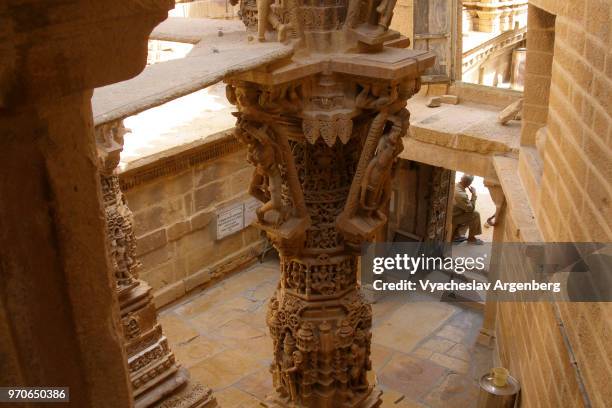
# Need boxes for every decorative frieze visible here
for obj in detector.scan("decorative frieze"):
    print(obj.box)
[118,130,243,191]
[463,0,528,33]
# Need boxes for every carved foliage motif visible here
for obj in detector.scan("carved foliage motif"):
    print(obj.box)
[292,138,360,251]
[282,255,357,296]
[102,174,140,288]
[97,123,140,289]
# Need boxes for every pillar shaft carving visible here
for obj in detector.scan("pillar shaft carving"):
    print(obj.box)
[228,0,434,405]
[227,71,423,408]
[95,122,216,408]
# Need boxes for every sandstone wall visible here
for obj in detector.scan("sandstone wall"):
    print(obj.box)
[390,0,414,43]
[494,1,612,407]
[120,132,265,307]
[171,0,239,19]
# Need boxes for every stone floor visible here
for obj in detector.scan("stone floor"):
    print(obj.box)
[159,259,492,407]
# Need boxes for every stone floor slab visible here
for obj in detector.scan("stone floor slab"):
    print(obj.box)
[189,348,267,390]
[234,368,274,401]
[374,302,457,354]
[429,353,470,374]
[159,260,491,407]
[159,312,200,345]
[214,386,264,407]
[422,372,479,408]
[172,335,225,368]
[378,354,446,401]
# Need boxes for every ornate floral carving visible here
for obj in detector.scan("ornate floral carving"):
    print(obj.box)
[426,167,452,242]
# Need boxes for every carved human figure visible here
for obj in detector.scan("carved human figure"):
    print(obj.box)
[356,83,398,111]
[280,334,301,401]
[235,121,284,225]
[257,0,287,42]
[360,116,404,212]
[96,122,128,174]
[259,84,303,115]
[374,0,397,33]
[349,330,371,390]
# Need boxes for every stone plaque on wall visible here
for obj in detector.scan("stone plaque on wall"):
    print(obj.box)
[216,204,244,239]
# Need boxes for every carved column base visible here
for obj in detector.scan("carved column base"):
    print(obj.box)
[266,255,380,408]
[266,386,382,408]
[120,279,217,408]
[147,371,216,408]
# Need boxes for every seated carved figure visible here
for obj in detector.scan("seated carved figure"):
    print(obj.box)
[257,0,286,42]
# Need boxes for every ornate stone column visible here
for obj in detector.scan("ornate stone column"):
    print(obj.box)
[95,121,217,408]
[226,2,434,406]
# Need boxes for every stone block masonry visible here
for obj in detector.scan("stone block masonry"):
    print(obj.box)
[121,131,266,308]
[493,1,612,408]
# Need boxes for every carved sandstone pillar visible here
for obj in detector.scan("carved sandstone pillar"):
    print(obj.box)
[227,3,434,405]
[95,121,217,408]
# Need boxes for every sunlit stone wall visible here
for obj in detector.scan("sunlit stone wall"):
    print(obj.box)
[494,1,612,407]
[120,131,265,307]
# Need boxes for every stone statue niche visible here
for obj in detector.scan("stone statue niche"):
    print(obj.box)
[227,0,435,406]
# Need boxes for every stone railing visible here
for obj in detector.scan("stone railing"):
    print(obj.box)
[462,26,527,79]
[463,0,528,33]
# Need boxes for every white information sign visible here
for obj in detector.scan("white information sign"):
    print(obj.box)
[216,204,244,239]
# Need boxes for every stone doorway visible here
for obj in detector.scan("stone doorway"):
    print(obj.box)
[386,159,505,309]
[387,160,454,246]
